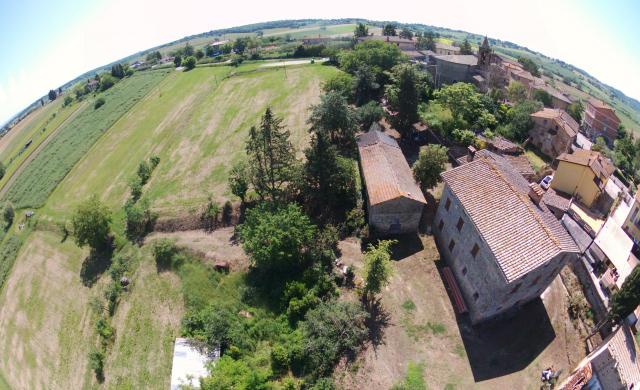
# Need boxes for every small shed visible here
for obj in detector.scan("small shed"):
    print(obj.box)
[170,338,219,389]
[357,130,426,234]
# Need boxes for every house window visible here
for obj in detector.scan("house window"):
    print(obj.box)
[462,267,467,276]
[448,239,456,252]
[445,198,451,211]
[438,219,444,231]
[510,283,521,294]
[473,292,479,300]
[471,244,479,258]
[456,217,464,232]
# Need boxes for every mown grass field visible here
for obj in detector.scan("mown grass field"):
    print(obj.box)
[3,69,170,209]
[44,63,339,218]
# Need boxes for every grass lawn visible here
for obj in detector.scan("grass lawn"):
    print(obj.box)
[3,69,170,209]
[43,63,339,219]
[524,145,550,173]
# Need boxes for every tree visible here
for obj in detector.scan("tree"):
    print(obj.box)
[609,266,640,323]
[338,40,405,82]
[195,49,204,60]
[71,195,112,251]
[416,31,436,51]
[146,51,162,63]
[303,133,357,217]
[353,65,380,106]
[497,100,543,142]
[507,81,528,103]
[99,74,116,91]
[353,23,368,38]
[245,108,296,201]
[567,101,584,122]
[433,82,496,135]
[383,24,397,36]
[3,203,14,227]
[533,89,552,107]
[239,203,316,272]
[413,144,448,190]
[301,301,368,378]
[233,38,247,54]
[363,240,395,298]
[111,63,125,78]
[356,101,384,130]
[183,43,194,57]
[459,38,473,55]
[48,89,57,101]
[173,55,182,67]
[228,161,249,202]
[399,28,413,39]
[63,95,73,107]
[94,98,106,110]
[517,56,540,77]
[124,198,155,241]
[385,63,425,136]
[308,92,358,148]
[322,72,355,102]
[183,56,197,71]
[0,161,5,180]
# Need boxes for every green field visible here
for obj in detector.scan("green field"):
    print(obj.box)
[3,70,170,209]
[44,63,338,218]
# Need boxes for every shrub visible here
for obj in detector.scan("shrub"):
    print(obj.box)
[222,200,233,226]
[343,207,365,236]
[153,239,178,270]
[88,349,105,381]
[63,96,73,107]
[149,155,160,169]
[183,56,197,70]
[124,198,156,241]
[270,344,290,373]
[137,160,151,185]
[3,203,14,227]
[201,198,220,231]
[94,98,106,109]
[129,177,143,202]
[100,74,117,91]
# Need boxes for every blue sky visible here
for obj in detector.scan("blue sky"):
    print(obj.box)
[1,0,639,125]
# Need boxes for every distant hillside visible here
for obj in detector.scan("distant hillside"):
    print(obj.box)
[4,18,640,134]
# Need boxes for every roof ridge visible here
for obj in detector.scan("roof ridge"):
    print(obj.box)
[481,159,561,248]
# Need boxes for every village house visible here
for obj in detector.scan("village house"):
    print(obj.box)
[623,187,640,245]
[357,130,426,234]
[434,150,579,324]
[529,108,579,158]
[583,98,622,147]
[208,40,229,56]
[558,324,640,390]
[434,42,461,55]
[551,149,615,209]
[535,84,572,110]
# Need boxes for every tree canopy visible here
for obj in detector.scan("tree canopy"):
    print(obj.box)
[517,56,540,77]
[385,63,429,136]
[71,195,112,251]
[338,40,405,81]
[382,24,397,36]
[413,144,448,190]
[363,240,395,297]
[354,23,368,38]
[609,266,640,323]
[308,91,358,149]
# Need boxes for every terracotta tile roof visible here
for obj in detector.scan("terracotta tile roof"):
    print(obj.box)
[357,131,426,206]
[556,149,615,179]
[588,97,614,111]
[442,150,579,282]
[606,325,640,386]
[531,108,579,138]
[542,188,571,213]
[435,42,460,52]
[503,155,535,179]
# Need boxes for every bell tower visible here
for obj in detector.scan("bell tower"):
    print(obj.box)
[478,36,492,67]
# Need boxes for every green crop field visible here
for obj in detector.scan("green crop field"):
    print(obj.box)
[3,69,170,209]
[44,62,339,218]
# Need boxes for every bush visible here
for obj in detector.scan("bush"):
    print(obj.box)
[222,200,233,226]
[271,344,290,373]
[153,239,178,270]
[124,198,156,241]
[88,349,105,381]
[129,177,143,202]
[201,198,220,231]
[3,203,14,228]
[94,98,106,109]
[100,74,117,91]
[183,56,197,70]
[356,101,384,130]
[137,160,151,185]
[63,96,73,107]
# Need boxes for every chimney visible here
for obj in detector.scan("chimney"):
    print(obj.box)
[528,183,545,206]
[467,145,477,162]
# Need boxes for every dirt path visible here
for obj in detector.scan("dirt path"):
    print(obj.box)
[0,101,87,199]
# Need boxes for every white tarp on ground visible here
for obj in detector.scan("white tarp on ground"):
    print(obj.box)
[170,338,219,389]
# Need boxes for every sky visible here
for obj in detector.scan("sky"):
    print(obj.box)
[1,0,639,125]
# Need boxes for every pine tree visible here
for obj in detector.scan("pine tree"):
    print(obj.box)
[354,23,368,38]
[460,38,473,55]
[246,108,296,201]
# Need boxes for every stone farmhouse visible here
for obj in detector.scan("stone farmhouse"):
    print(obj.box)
[529,108,579,158]
[434,150,579,324]
[357,130,426,235]
[559,324,640,390]
[551,149,615,209]
[583,98,622,147]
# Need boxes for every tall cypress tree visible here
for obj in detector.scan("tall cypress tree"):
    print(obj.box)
[246,108,295,201]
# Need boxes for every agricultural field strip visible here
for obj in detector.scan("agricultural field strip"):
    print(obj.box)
[3,70,170,209]
[0,101,87,197]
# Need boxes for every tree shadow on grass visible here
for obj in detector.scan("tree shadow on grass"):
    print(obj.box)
[362,295,391,352]
[80,249,113,287]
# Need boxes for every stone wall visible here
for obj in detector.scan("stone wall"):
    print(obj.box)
[369,197,424,235]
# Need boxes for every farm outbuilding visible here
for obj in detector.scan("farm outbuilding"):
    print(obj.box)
[357,130,426,235]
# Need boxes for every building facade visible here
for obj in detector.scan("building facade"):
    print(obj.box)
[357,130,426,234]
[551,150,615,208]
[435,42,461,55]
[434,151,579,324]
[623,188,640,245]
[583,98,621,147]
[529,108,579,158]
